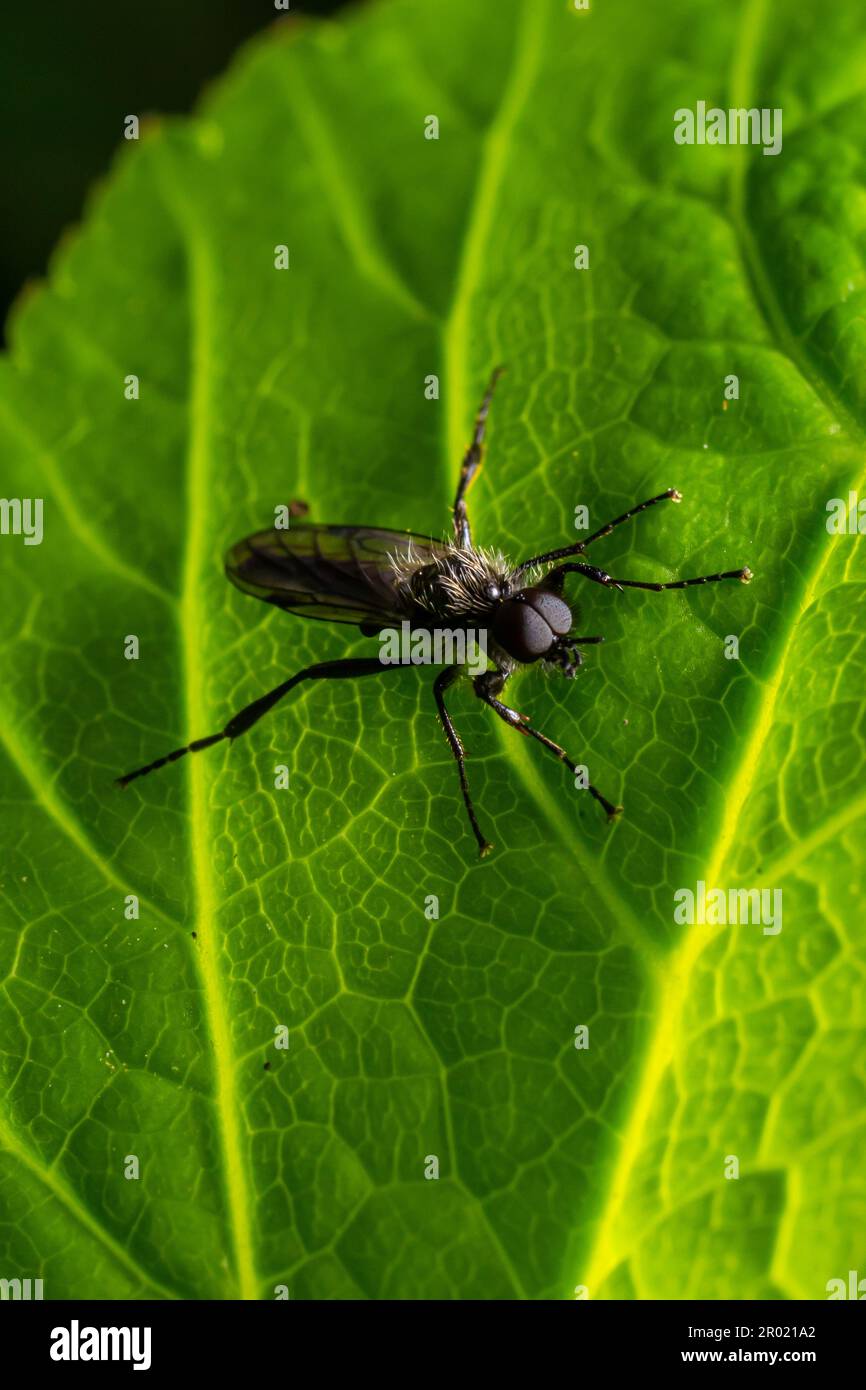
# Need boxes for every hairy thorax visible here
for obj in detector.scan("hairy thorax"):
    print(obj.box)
[392,542,515,622]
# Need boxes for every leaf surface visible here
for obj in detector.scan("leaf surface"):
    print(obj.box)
[1,0,864,1299]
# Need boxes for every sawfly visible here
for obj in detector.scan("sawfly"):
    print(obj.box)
[118,368,752,856]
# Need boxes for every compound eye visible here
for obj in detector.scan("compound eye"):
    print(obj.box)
[523,587,572,636]
[492,598,552,663]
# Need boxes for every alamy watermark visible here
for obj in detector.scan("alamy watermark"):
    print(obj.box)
[0,497,42,545]
[826,491,866,534]
[674,102,782,157]
[378,621,488,677]
[0,1276,43,1299]
[674,880,782,935]
[50,1321,151,1371]
[827,1270,866,1299]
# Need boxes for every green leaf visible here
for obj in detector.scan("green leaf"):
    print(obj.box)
[1,0,864,1300]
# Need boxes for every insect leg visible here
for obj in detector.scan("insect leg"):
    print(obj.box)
[548,560,753,593]
[433,665,493,857]
[473,671,622,820]
[579,489,684,547]
[513,489,683,573]
[452,365,505,549]
[117,657,402,788]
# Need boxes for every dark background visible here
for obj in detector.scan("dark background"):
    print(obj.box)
[0,0,344,344]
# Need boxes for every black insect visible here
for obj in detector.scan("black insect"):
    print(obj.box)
[117,368,752,856]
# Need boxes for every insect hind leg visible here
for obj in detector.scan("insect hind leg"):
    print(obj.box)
[473,671,622,820]
[116,657,401,788]
[452,366,505,549]
[433,665,493,857]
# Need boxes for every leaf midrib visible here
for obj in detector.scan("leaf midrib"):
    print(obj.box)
[156,152,258,1301]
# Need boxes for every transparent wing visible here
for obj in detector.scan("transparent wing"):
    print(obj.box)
[224,523,446,628]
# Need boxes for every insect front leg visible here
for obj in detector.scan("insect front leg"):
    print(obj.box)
[433,665,493,857]
[452,366,505,549]
[514,489,683,573]
[473,670,622,820]
[117,657,405,788]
